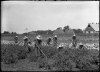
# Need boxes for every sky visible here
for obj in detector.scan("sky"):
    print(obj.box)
[1,1,99,34]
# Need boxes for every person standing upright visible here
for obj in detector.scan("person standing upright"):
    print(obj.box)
[34,35,42,55]
[24,36,29,51]
[53,35,58,47]
[72,34,77,48]
[14,36,18,43]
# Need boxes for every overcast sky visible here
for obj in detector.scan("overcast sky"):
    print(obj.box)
[1,1,99,34]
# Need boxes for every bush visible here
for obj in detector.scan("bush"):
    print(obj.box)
[1,44,99,71]
[51,48,99,71]
[27,52,40,62]
[1,44,27,64]
[40,46,58,58]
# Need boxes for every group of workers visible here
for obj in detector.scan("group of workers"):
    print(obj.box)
[14,34,78,53]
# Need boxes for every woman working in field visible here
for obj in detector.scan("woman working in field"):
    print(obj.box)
[24,36,29,51]
[34,35,43,55]
[53,35,58,47]
[24,36,32,53]
[46,37,52,45]
[72,34,77,48]
[14,36,18,43]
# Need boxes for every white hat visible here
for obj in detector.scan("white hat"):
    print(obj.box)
[36,35,41,39]
[16,36,18,37]
[36,36,39,39]
[54,35,57,37]
[73,34,75,36]
[80,42,83,45]
[24,36,27,39]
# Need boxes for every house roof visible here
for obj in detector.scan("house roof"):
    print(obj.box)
[90,23,99,31]
[84,24,95,32]
[84,23,99,32]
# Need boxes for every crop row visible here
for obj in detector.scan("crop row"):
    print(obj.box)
[1,40,99,50]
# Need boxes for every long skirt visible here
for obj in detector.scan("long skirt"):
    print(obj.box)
[72,41,77,47]
[24,41,28,51]
[53,41,57,47]
[35,44,42,56]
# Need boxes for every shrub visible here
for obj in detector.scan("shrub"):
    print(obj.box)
[37,58,56,70]
[1,43,99,71]
[51,47,99,71]
[1,44,27,64]
[27,52,40,62]
[40,46,58,58]
[2,51,18,64]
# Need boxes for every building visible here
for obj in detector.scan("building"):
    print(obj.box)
[83,23,99,33]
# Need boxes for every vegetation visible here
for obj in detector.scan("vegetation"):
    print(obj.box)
[1,43,99,71]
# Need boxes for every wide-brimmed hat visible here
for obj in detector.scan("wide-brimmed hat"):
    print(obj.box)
[36,35,41,39]
[79,42,83,45]
[36,36,39,39]
[54,35,57,37]
[24,36,28,39]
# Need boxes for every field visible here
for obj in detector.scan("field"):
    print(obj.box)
[1,34,99,71]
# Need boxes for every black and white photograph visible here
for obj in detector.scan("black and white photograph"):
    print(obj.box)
[2,0,100,1]
[1,1,99,71]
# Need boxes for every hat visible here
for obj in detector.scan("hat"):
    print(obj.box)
[36,36,39,39]
[73,34,75,36]
[16,36,18,37]
[80,42,83,45]
[54,35,57,37]
[24,36,27,39]
[36,35,41,39]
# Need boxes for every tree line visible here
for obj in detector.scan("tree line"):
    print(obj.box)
[2,25,83,35]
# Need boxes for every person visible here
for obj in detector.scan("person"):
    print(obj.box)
[72,34,77,47]
[53,35,58,47]
[14,36,18,43]
[79,42,84,49]
[24,36,29,48]
[57,43,64,51]
[36,35,42,46]
[34,35,42,55]
[27,39,32,53]
[46,37,52,45]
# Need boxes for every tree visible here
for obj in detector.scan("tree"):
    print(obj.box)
[47,29,53,35]
[11,32,17,34]
[3,31,10,34]
[57,27,62,30]
[73,29,83,34]
[63,25,69,32]
[77,29,83,33]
